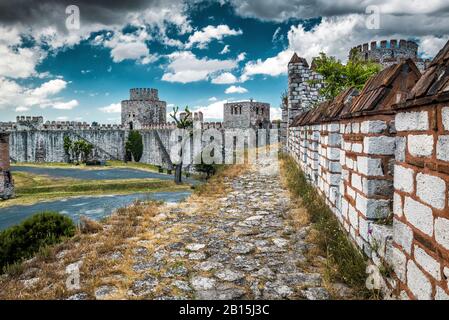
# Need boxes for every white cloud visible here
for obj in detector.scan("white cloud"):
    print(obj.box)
[15,106,29,112]
[225,85,248,94]
[211,72,238,84]
[52,99,79,110]
[99,103,122,113]
[186,25,242,49]
[208,97,218,102]
[0,77,72,112]
[31,79,67,97]
[193,99,229,121]
[57,116,68,121]
[162,51,238,83]
[270,107,282,120]
[420,36,449,59]
[240,49,293,81]
[0,44,44,79]
[220,45,230,54]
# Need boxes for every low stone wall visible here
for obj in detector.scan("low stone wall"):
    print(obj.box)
[391,105,449,299]
[287,107,449,300]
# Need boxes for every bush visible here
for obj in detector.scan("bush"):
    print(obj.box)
[0,212,76,273]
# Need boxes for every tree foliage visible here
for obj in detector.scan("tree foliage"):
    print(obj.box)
[310,51,382,100]
[125,130,143,162]
[63,137,93,164]
[169,106,193,184]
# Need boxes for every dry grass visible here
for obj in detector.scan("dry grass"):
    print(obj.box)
[0,164,250,300]
[279,154,370,300]
[0,200,160,300]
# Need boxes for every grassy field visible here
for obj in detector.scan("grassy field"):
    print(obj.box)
[0,169,191,208]
[12,160,161,172]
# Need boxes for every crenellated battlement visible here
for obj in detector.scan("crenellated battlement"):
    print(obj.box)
[350,39,430,71]
[353,39,419,54]
[129,88,159,101]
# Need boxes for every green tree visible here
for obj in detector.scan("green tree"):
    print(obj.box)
[170,106,193,184]
[72,140,94,164]
[63,136,73,163]
[310,51,381,100]
[125,130,143,162]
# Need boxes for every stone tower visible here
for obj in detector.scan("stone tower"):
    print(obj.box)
[223,100,271,129]
[0,132,14,200]
[351,39,429,71]
[281,53,324,147]
[121,88,167,130]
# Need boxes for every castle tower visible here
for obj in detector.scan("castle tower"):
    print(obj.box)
[223,100,271,129]
[0,132,14,200]
[351,39,429,71]
[282,53,324,147]
[121,88,167,130]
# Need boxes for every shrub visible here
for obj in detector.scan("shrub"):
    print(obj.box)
[0,212,76,273]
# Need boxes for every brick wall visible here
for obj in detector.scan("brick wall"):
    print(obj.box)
[284,45,449,299]
[392,104,449,299]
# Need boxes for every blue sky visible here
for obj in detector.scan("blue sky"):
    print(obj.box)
[0,0,448,123]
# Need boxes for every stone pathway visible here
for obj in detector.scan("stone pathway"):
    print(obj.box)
[88,158,331,300]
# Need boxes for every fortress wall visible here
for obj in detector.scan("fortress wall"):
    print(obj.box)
[284,39,449,299]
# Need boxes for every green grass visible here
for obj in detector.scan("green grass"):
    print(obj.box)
[13,160,161,172]
[1,169,190,208]
[280,153,371,298]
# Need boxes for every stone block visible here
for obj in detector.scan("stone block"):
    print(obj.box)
[404,197,434,236]
[357,156,384,176]
[363,136,396,155]
[442,107,449,131]
[348,204,359,228]
[407,260,432,300]
[393,192,403,217]
[362,178,393,197]
[361,120,387,134]
[393,218,413,254]
[351,143,363,153]
[393,165,414,193]
[435,217,449,250]
[416,173,446,210]
[389,246,407,282]
[437,135,449,162]
[395,111,429,132]
[408,134,434,157]
[395,136,406,162]
[414,245,441,280]
[355,193,390,219]
[351,172,363,191]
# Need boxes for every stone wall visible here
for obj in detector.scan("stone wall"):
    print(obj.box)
[391,105,449,300]
[285,41,449,299]
[0,132,14,200]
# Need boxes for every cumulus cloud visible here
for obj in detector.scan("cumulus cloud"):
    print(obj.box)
[52,99,79,110]
[0,77,72,112]
[193,99,229,121]
[162,51,238,83]
[208,96,218,101]
[99,103,122,113]
[225,85,248,94]
[186,24,242,49]
[211,72,238,84]
[240,49,293,81]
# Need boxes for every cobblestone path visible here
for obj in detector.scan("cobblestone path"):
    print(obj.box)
[90,159,331,300]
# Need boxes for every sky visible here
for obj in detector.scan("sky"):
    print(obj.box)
[0,0,448,123]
